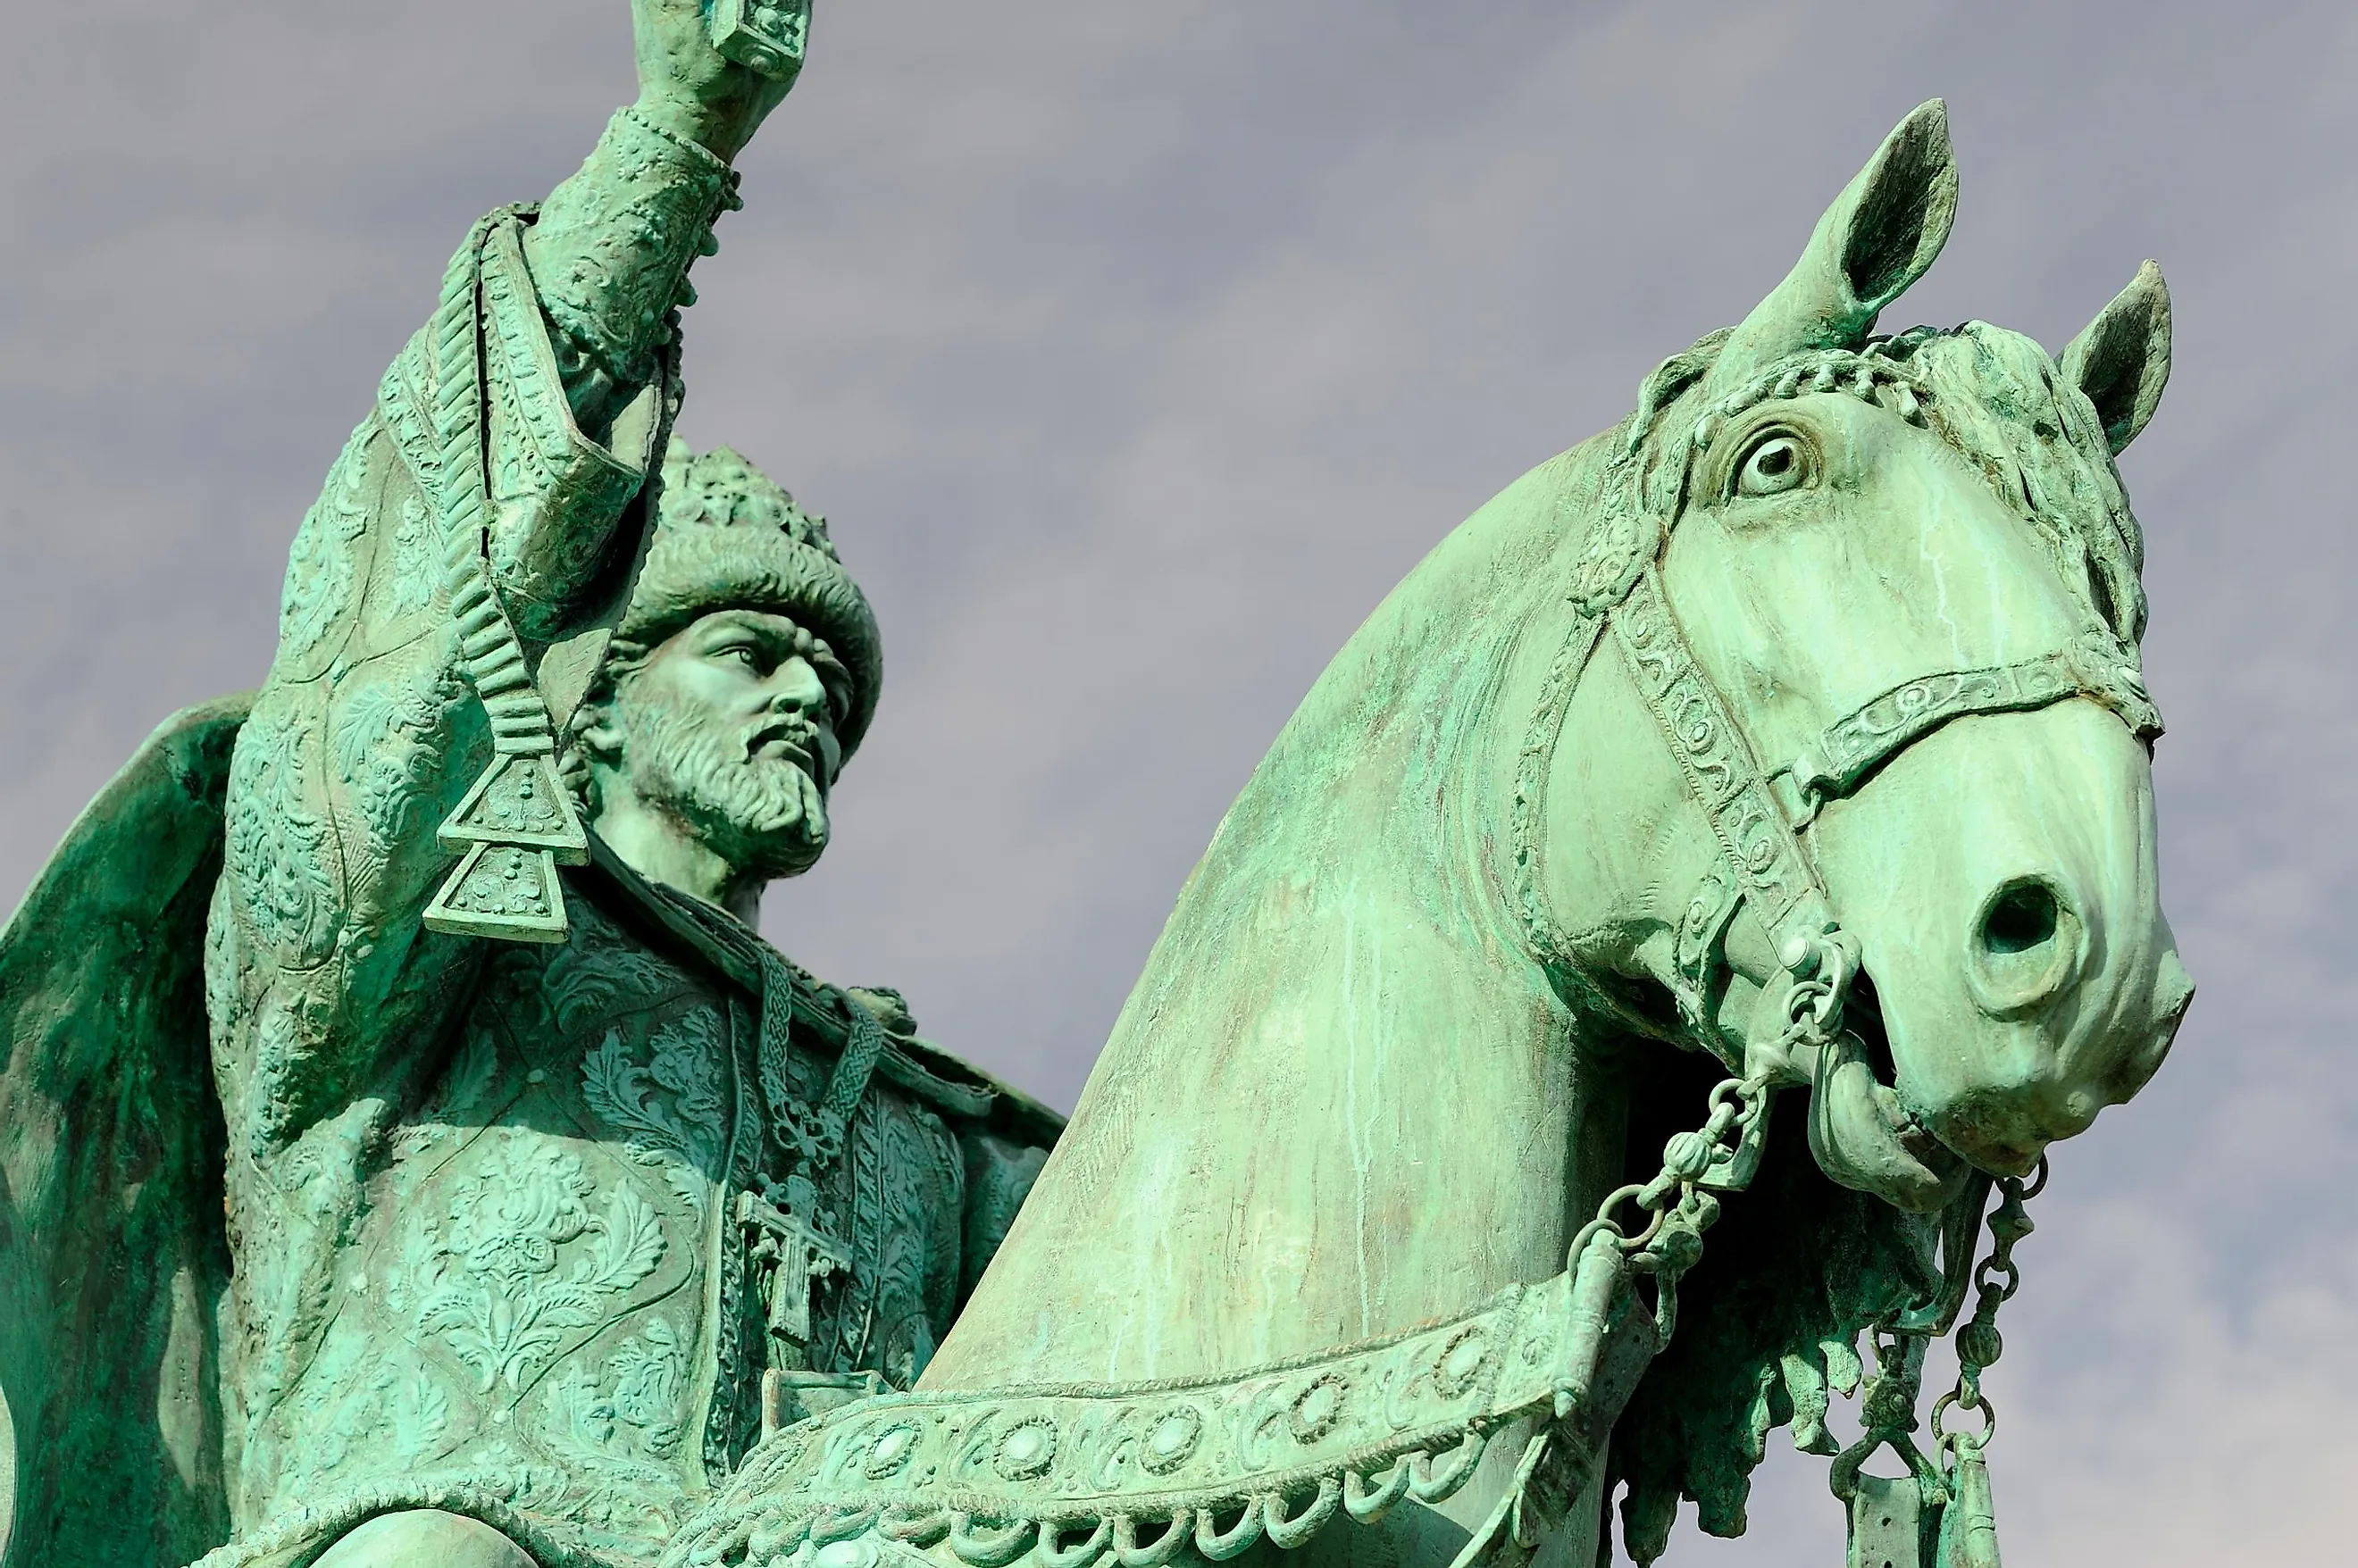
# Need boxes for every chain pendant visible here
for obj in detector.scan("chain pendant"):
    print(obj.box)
[1934,1446,2001,1568]
[1846,1472,1933,1568]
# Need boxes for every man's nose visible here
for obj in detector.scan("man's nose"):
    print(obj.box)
[765,655,826,713]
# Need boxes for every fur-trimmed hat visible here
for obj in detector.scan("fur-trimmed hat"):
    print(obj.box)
[616,440,882,759]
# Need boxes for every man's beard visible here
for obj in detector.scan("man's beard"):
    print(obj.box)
[617,689,831,881]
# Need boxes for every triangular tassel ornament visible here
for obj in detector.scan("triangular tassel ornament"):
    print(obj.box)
[414,211,586,944]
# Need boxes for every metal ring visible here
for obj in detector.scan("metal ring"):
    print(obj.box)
[1626,1201,1673,1253]
[1784,976,1834,1026]
[1584,1184,1660,1254]
[1928,1388,1995,1451]
[1974,1258,2021,1301]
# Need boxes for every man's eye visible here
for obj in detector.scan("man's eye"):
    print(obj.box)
[720,646,762,669]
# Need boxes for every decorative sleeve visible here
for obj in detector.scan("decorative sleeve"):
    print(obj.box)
[523,103,742,426]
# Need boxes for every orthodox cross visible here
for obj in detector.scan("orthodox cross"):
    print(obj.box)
[740,966,894,1439]
[736,1179,851,1358]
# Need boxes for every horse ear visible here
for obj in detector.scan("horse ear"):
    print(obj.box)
[1708,101,1959,388]
[2061,260,2171,455]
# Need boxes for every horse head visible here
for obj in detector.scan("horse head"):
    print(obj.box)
[1542,102,2190,1218]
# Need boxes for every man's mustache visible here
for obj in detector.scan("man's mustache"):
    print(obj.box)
[741,713,820,774]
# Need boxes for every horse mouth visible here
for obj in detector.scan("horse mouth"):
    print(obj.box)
[1843,966,1898,1082]
[1811,966,1972,1208]
[1856,964,2073,1186]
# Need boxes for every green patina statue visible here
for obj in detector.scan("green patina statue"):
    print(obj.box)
[656,104,2189,1568]
[0,9,2192,1568]
[0,5,1056,1567]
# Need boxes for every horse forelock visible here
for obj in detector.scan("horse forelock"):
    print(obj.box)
[1905,322,2150,644]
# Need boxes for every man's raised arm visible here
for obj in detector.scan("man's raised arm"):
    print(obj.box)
[207,1,799,1148]
[524,0,794,440]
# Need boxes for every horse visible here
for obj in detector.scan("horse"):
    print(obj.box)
[664,101,2192,1568]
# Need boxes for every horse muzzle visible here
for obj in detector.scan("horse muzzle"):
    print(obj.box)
[1804,700,2194,1188]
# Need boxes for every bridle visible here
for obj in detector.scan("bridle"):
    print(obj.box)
[1520,341,2163,1085]
[1520,339,2164,1565]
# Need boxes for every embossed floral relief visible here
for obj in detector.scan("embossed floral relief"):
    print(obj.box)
[256,1288,705,1545]
[223,691,342,967]
[386,1022,502,1166]
[332,671,457,866]
[405,1138,669,1394]
[583,1006,729,1214]
[539,899,697,1035]
[539,1316,693,1537]
[277,418,376,675]
[272,1339,464,1492]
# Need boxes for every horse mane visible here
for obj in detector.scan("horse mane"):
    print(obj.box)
[1572,321,2153,1562]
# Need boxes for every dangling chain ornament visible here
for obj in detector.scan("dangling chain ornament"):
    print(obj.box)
[1828,1163,2043,1568]
[1926,1162,2042,1568]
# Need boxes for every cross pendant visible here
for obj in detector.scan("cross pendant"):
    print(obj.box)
[736,1186,852,1357]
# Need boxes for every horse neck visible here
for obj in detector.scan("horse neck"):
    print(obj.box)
[924,454,1627,1392]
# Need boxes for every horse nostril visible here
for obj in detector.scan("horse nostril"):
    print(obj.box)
[1980,880,2060,955]
[1965,877,2083,1017]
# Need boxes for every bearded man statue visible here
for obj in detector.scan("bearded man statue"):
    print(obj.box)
[0,7,1057,1568]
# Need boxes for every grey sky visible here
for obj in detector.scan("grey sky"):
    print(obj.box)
[4,2,2352,1561]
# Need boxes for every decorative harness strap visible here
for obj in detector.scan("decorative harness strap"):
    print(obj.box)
[660,1227,1666,1568]
[1612,566,1833,964]
[1777,635,2160,826]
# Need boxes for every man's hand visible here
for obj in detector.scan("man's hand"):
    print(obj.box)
[632,0,801,163]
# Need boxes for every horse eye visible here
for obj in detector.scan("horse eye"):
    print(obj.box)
[1735,434,1810,498]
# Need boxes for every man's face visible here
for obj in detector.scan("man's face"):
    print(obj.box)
[605,608,849,881]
